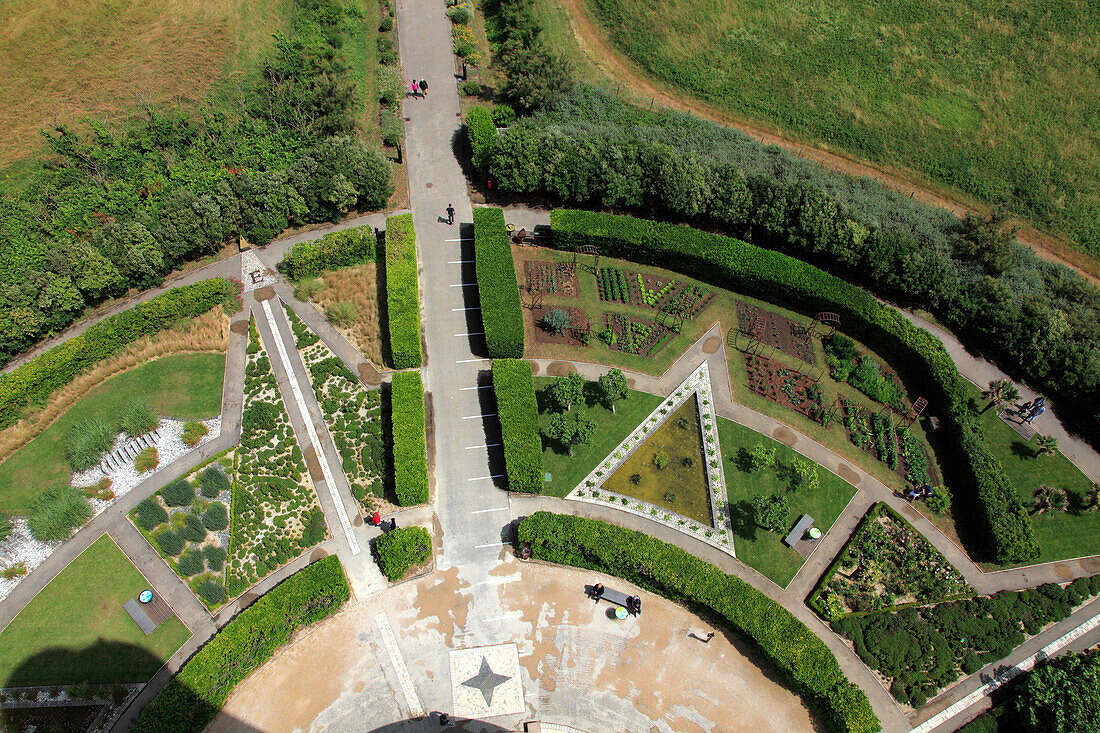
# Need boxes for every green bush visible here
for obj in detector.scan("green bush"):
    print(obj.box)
[492,360,543,493]
[28,486,92,542]
[473,208,525,358]
[118,400,159,437]
[200,467,230,498]
[0,279,238,430]
[202,502,229,531]
[197,580,227,606]
[384,214,423,369]
[181,421,208,447]
[65,416,118,472]
[279,226,377,281]
[550,209,1038,564]
[134,446,159,473]
[518,512,880,733]
[466,106,498,173]
[177,550,204,577]
[461,80,481,96]
[134,497,169,531]
[390,371,428,505]
[203,545,227,572]
[325,300,358,328]
[180,514,207,542]
[161,479,195,507]
[156,530,185,557]
[374,526,432,581]
[134,556,349,733]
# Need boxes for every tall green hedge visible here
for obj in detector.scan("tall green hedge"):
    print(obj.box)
[550,209,1038,564]
[384,214,423,369]
[0,278,239,431]
[466,106,498,173]
[519,512,880,733]
[473,207,525,358]
[391,370,428,505]
[279,226,377,281]
[133,556,349,733]
[375,526,432,581]
[492,359,542,492]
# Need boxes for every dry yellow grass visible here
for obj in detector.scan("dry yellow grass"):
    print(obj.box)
[0,308,228,462]
[0,0,292,166]
[316,264,383,366]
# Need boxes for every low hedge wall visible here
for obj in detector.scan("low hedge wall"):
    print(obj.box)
[133,556,349,733]
[375,526,432,581]
[518,512,880,732]
[0,278,239,431]
[385,214,423,369]
[391,370,428,505]
[466,106,498,173]
[492,359,542,492]
[549,209,1038,565]
[279,225,377,281]
[473,207,525,358]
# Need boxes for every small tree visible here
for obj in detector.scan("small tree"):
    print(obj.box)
[543,308,571,334]
[547,372,585,411]
[982,378,1020,414]
[1034,434,1059,458]
[596,368,629,413]
[546,410,595,456]
[750,492,790,534]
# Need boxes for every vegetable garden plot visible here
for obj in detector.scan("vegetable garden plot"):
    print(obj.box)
[597,267,716,318]
[525,260,578,298]
[530,306,590,348]
[842,399,938,486]
[600,313,672,357]
[735,301,815,364]
[743,355,825,422]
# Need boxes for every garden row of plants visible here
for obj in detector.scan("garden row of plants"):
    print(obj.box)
[279,226,377,282]
[0,279,238,431]
[491,359,542,493]
[390,371,428,505]
[473,207,525,358]
[825,334,907,413]
[597,267,630,304]
[374,525,432,581]
[518,512,879,732]
[445,0,482,83]
[133,556,350,733]
[384,213,422,369]
[376,0,406,156]
[0,0,393,367]
[549,209,1038,563]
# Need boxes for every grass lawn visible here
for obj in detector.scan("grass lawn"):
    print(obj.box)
[0,353,225,515]
[535,378,662,497]
[0,536,190,686]
[720,418,856,588]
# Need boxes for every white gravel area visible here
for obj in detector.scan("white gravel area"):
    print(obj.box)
[0,519,59,603]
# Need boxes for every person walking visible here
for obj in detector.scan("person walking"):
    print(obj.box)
[410,79,419,98]
[418,78,428,97]
[446,203,455,225]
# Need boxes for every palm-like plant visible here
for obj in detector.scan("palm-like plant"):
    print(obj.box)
[1032,485,1056,514]
[1034,434,1059,458]
[1084,484,1100,513]
[981,378,1020,414]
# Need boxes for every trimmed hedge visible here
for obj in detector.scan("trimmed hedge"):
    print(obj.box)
[550,209,1038,564]
[0,278,238,431]
[473,207,525,358]
[374,526,432,581]
[384,214,423,369]
[492,359,542,492]
[279,225,377,281]
[133,556,349,733]
[391,371,428,505]
[466,106,498,173]
[518,512,880,733]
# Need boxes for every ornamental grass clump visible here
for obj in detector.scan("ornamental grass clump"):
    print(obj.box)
[118,400,159,437]
[181,421,208,447]
[134,447,159,473]
[65,416,117,472]
[28,486,91,542]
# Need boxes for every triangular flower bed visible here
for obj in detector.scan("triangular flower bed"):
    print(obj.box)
[568,362,735,556]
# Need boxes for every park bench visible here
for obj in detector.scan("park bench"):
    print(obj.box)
[588,584,632,609]
[783,513,815,547]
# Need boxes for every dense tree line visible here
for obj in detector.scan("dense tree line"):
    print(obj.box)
[482,0,573,113]
[0,0,393,366]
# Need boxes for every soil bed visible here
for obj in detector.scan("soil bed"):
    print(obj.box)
[743,354,825,422]
[736,301,814,364]
[530,306,590,348]
[525,260,579,298]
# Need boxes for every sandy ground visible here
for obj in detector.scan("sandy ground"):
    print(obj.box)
[206,560,821,733]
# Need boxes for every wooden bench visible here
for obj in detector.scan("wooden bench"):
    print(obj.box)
[587,584,632,609]
[783,514,815,547]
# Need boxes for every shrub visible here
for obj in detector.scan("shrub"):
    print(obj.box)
[204,545,227,572]
[134,447,160,473]
[473,207,524,358]
[384,214,423,369]
[492,360,543,493]
[379,14,393,31]
[550,209,1038,564]
[325,300,358,328]
[518,512,879,733]
[461,80,481,96]
[134,497,169,531]
[200,467,230,498]
[197,579,227,605]
[27,486,91,542]
[180,514,208,543]
[293,277,326,302]
[391,371,428,505]
[751,492,790,534]
[0,514,10,542]
[491,103,517,127]
[182,421,208,447]
[543,308,570,334]
[279,226,377,282]
[118,400,159,437]
[466,107,498,173]
[653,451,670,469]
[65,416,118,472]
[381,112,403,147]
[135,557,350,733]
[202,502,229,531]
[177,550,204,576]
[161,479,195,507]
[156,530,185,557]
[374,526,432,581]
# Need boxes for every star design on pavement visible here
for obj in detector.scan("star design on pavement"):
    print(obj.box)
[461,657,511,706]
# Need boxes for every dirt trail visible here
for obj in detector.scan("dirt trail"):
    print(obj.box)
[558,0,1099,285]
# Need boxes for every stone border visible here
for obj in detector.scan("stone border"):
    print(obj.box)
[565,362,734,556]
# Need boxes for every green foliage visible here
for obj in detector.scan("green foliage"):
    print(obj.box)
[155,530,185,557]
[0,514,10,543]
[181,421,208,447]
[134,498,169,531]
[596,369,628,413]
[65,416,118,472]
[473,208,525,357]
[545,410,595,456]
[202,502,229,532]
[374,526,432,581]
[390,372,428,505]
[748,442,777,471]
[466,106,498,173]
[485,0,574,112]
[492,360,543,493]
[177,551,204,577]
[847,357,905,412]
[1013,648,1100,733]
[293,278,327,303]
[161,480,195,508]
[461,80,482,96]
[550,208,1039,564]
[180,514,207,543]
[824,333,859,363]
[518,512,880,733]
[384,214,423,369]
[118,400,159,437]
[199,467,230,498]
[134,556,350,733]
[546,372,585,412]
[325,300,358,328]
[28,486,92,542]
[280,226,378,281]
[134,447,159,473]
[203,545,227,572]
[542,308,570,334]
[751,492,789,534]
[197,580,227,605]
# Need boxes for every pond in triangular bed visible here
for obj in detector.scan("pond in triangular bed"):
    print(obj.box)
[604,397,712,525]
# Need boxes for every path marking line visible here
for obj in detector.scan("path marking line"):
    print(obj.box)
[471,507,508,514]
[465,443,502,450]
[468,475,505,482]
[445,238,473,242]
[454,331,485,337]
[260,300,360,555]
[451,306,480,312]
[459,385,492,391]
[449,282,477,287]
[910,609,1100,733]
[456,358,491,364]
[374,614,425,718]
[447,260,474,264]
[461,413,496,420]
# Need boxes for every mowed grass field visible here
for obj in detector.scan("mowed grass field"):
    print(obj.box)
[0,0,294,172]
[575,0,1100,257]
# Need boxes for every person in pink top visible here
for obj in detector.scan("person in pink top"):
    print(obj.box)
[410,79,419,98]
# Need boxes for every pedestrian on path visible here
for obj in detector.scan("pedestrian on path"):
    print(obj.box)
[410,79,419,98]
[446,203,455,225]
[418,78,428,97]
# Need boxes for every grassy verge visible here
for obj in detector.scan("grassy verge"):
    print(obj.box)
[0,536,190,686]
